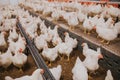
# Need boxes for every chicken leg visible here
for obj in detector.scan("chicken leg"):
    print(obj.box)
[91,30,95,33]
[100,39,105,43]
[59,54,64,60]
[97,35,99,38]
[45,61,49,64]
[48,61,52,67]
[19,68,23,73]
[88,75,93,80]
[106,41,110,45]
[53,19,57,23]
[67,56,70,62]
[84,29,87,34]
[87,31,91,35]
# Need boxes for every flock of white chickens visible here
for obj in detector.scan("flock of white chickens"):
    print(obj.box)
[0,0,117,80]
[22,0,120,44]
[0,7,27,72]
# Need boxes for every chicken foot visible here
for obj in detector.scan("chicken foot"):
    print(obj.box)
[67,56,70,62]
[100,39,110,44]
[58,54,64,60]
[88,70,99,77]
[48,61,52,67]
[19,68,23,73]
[69,26,74,31]
[87,31,91,35]
[97,35,99,38]
[100,39,105,43]
[105,41,110,45]
[88,75,93,80]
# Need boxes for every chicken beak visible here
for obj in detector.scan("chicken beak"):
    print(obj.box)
[40,69,44,74]
[81,43,85,47]
[98,54,103,59]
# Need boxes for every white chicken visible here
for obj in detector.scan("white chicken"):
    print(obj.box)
[67,12,79,30]
[0,31,7,47]
[39,20,48,34]
[51,9,65,22]
[96,15,105,28]
[95,25,118,44]
[115,21,120,34]
[105,17,114,28]
[81,43,103,73]
[47,25,59,38]
[105,70,113,80]
[0,48,12,68]
[42,6,54,17]
[52,33,62,46]
[25,22,38,39]
[8,38,16,53]
[83,16,94,34]
[101,7,111,19]
[56,42,73,61]
[34,34,48,51]
[50,65,62,80]
[77,10,87,23]
[8,27,18,41]
[12,48,27,70]
[64,32,78,48]
[107,5,120,17]
[42,45,58,66]
[34,4,44,12]
[5,68,44,80]
[2,18,13,31]
[15,34,26,52]
[72,57,88,80]
[9,18,17,27]
[34,16,42,25]
[90,15,100,28]
[89,4,103,14]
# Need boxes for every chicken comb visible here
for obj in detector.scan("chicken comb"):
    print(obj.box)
[81,42,86,47]
[64,32,68,35]
[98,54,103,59]
[19,48,23,53]
[40,69,44,74]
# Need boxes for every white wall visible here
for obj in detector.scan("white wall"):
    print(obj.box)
[0,0,9,6]
[10,0,19,5]
[0,0,25,6]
